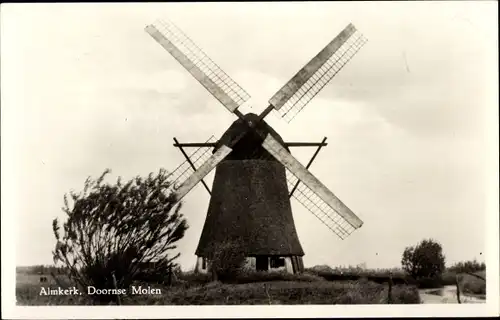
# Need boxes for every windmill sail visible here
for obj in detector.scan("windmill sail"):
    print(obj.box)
[145,19,251,114]
[286,172,356,239]
[269,23,367,122]
[167,136,218,191]
[262,134,363,239]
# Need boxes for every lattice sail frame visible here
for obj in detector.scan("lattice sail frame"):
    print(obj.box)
[269,24,368,122]
[261,133,363,240]
[145,19,251,114]
[167,135,218,192]
[286,171,356,239]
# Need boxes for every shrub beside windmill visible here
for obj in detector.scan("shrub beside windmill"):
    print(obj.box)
[145,18,368,274]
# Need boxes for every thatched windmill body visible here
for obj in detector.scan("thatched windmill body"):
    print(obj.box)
[145,18,368,274]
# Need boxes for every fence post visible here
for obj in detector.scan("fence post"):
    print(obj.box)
[111,271,122,305]
[387,272,393,304]
[168,265,173,286]
[264,283,272,305]
[455,274,461,304]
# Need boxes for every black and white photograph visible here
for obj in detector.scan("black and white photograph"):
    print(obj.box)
[1,1,499,318]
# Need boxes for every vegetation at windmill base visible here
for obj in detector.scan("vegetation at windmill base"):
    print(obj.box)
[47,168,188,305]
[205,237,247,282]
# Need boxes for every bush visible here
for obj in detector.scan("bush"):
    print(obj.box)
[52,168,188,304]
[206,238,247,283]
[401,239,446,281]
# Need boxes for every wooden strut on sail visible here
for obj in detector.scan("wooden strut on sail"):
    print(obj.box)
[173,137,212,195]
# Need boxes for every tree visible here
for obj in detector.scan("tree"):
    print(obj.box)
[401,238,446,280]
[52,168,188,304]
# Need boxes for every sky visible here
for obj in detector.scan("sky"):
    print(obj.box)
[2,2,498,271]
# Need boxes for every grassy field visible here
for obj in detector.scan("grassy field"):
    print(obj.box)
[129,279,420,305]
[17,265,486,305]
[16,269,420,305]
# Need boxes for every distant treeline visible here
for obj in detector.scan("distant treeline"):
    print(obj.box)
[18,259,486,278]
[17,265,69,275]
[447,259,486,274]
[313,272,410,285]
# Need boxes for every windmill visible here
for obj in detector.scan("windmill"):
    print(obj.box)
[145,18,368,274]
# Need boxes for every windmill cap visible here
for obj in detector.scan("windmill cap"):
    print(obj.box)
[214,113,289,160]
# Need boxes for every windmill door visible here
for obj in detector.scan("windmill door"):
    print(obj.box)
[256,256,269,271]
